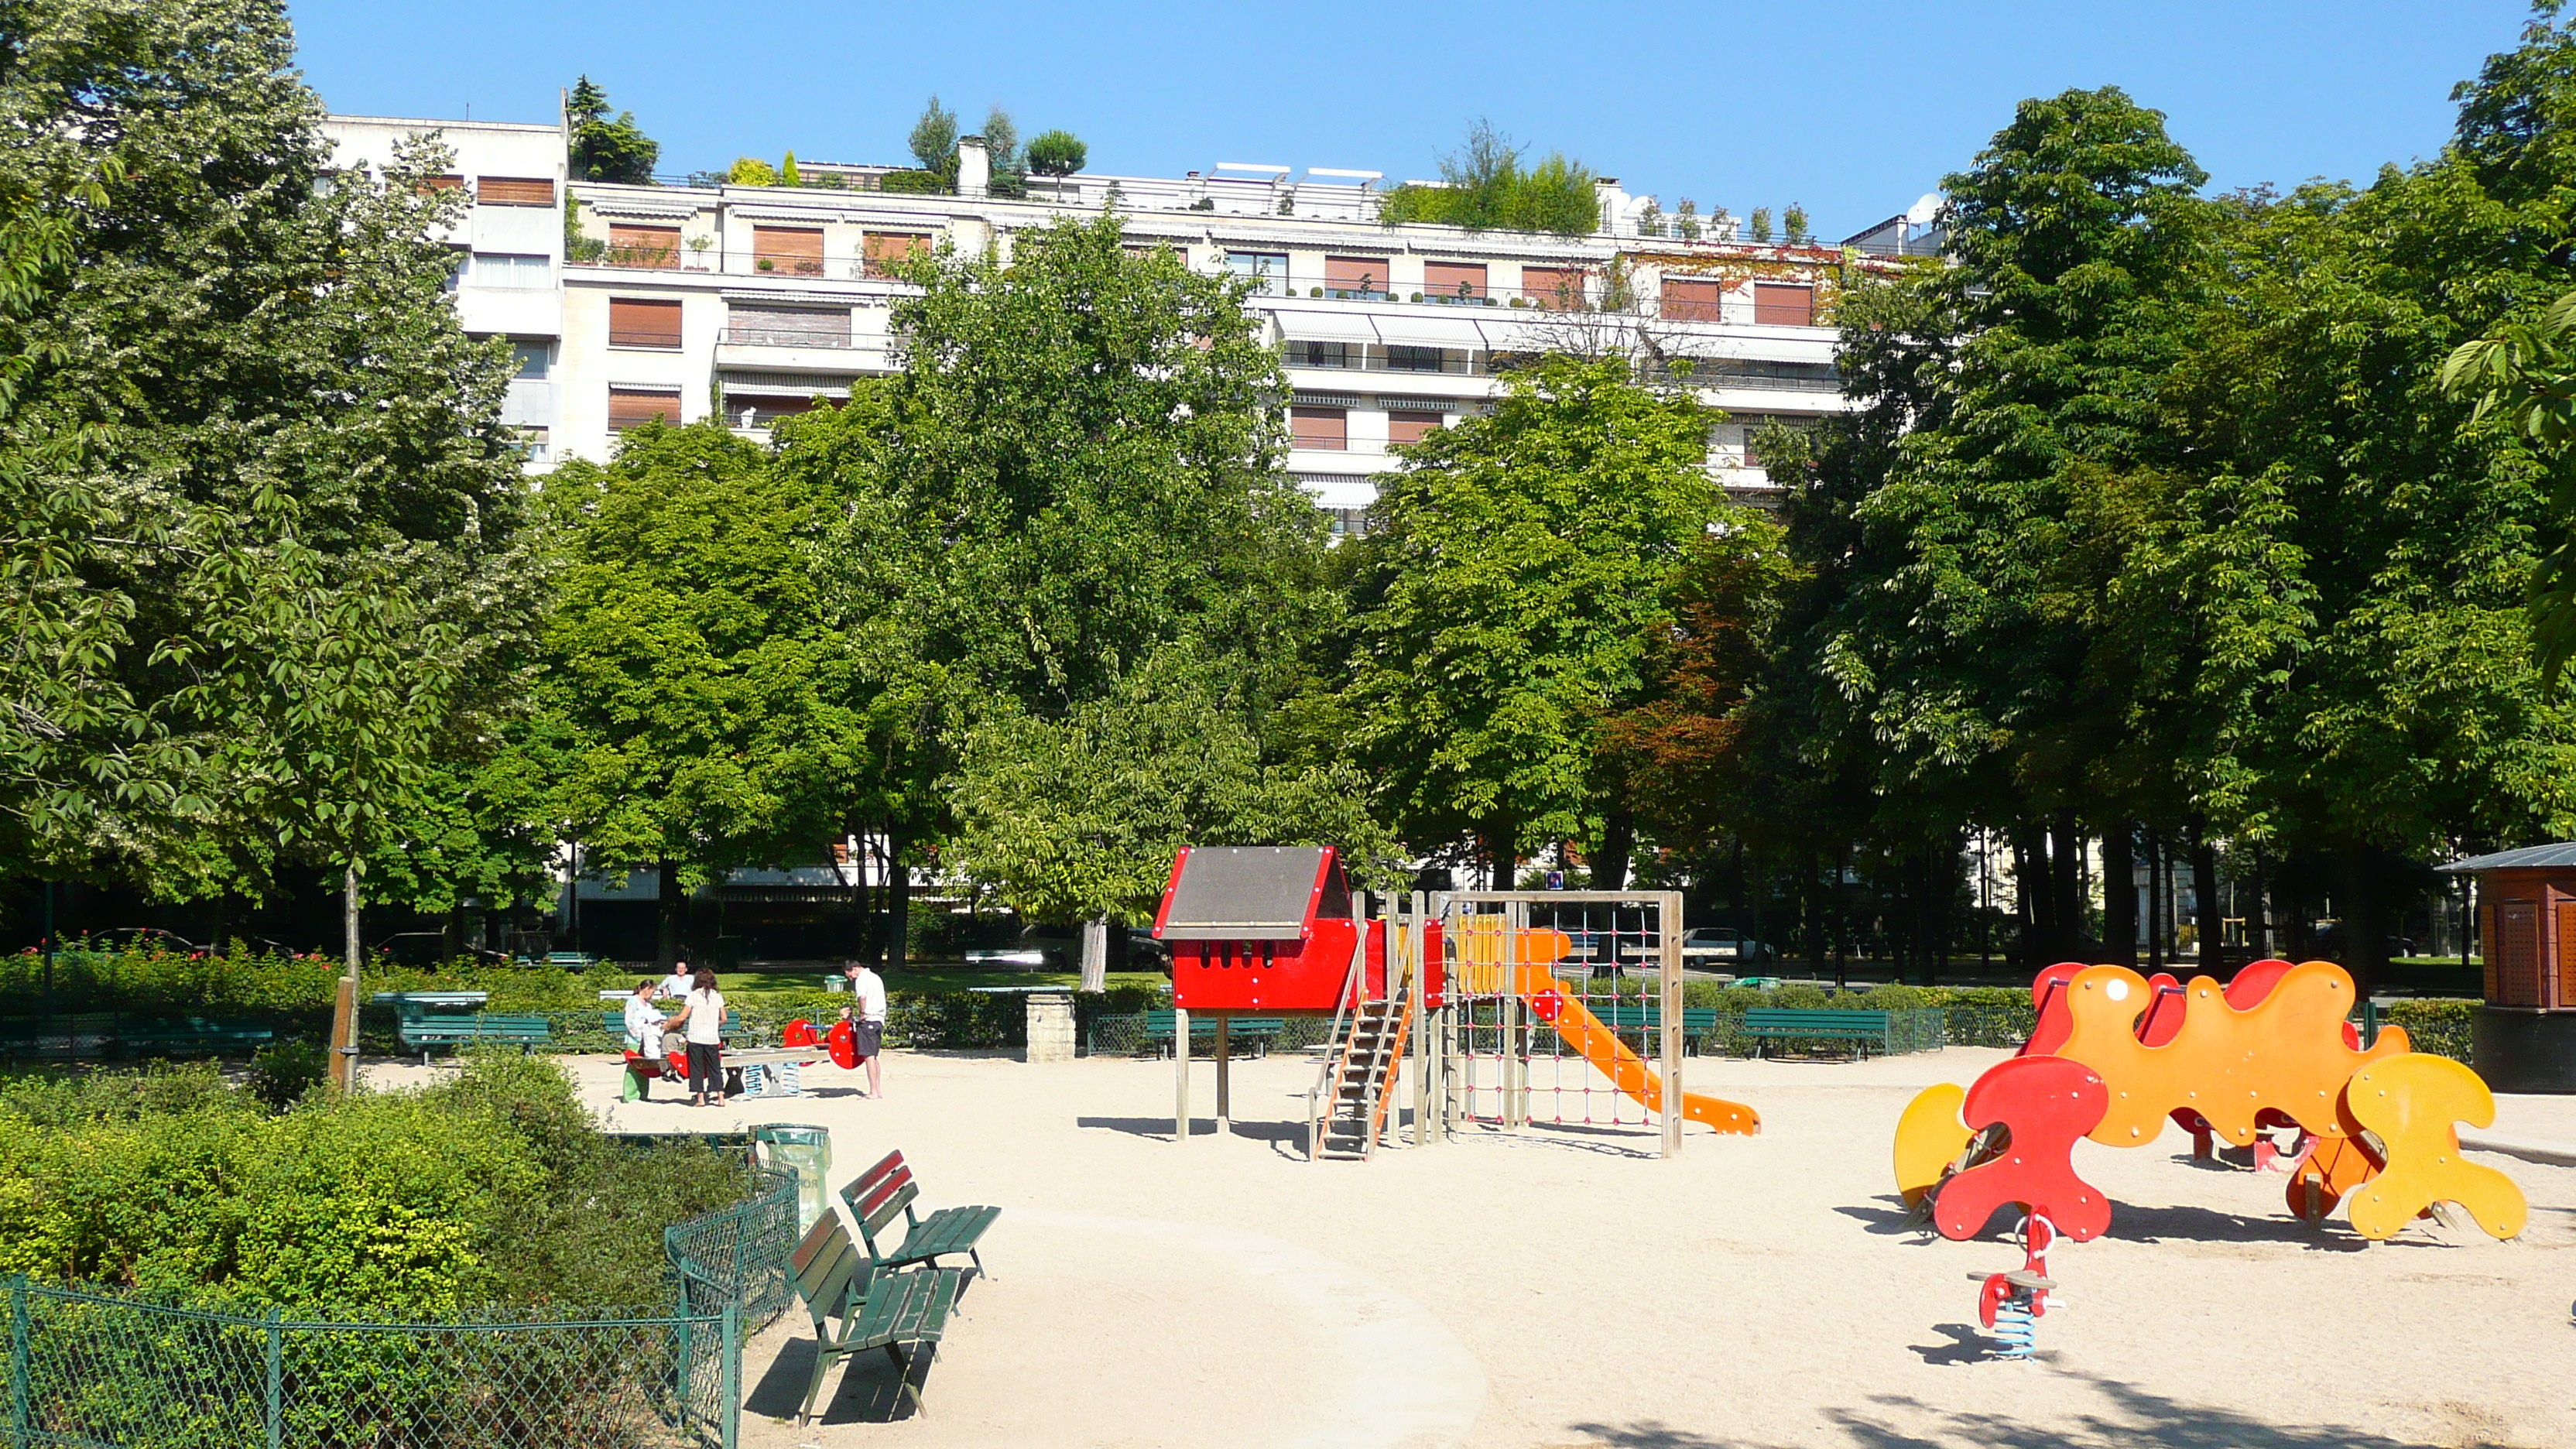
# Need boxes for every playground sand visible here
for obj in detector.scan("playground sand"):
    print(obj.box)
[371,1046,2576,1448]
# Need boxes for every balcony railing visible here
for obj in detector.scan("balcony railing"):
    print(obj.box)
[1281,343,1483,376]
[718,327,858,348]
[577,246,918,283]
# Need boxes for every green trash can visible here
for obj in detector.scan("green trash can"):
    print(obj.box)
[752,1123,833,1233]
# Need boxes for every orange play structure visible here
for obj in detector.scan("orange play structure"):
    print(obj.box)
[1893,959,2526,1243]
[1451,920,1759,1136]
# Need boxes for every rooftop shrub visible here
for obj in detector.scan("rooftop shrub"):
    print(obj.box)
[1378,121,1600,235]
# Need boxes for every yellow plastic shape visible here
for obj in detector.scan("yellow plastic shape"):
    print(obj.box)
[2057,962,2408,1148]
[1893,1082,1971,1206]
[2341,1053,2526,1242]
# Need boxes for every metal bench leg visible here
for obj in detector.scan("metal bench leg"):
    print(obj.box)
[800,1341,836,1425]
[887,1342,927,1419]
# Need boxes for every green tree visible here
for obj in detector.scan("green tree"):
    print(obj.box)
[1027,129,1088,177]
[907,96,959,173]
[540,422,867,966]
[1338,354,1725,885]
[777,214,1341,975]
[1377,121,1601,235]
[567,75,659,184]
[779,149,801,187]
[0,0,532,965]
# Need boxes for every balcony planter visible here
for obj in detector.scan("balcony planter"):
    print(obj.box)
[1410,292,1423,302]
[757,258,774,272]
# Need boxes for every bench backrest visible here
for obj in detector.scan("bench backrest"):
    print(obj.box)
[788,1211,868,1326]
[840,1149,919,1247]
[1743,1009,1890,1028]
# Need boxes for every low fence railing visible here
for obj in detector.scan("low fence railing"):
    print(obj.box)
[2,1277,737,1449]
[663,1165,800,1331]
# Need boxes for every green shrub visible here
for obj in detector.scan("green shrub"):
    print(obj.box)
[1377,123,1599,235]
[248,1040,329,1110]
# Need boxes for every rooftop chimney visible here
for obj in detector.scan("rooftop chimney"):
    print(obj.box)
[957,135,990,199]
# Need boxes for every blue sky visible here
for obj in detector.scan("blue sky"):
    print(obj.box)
[289,0,2533,239]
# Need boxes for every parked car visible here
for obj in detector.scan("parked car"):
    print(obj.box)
[1681,927,1776,968]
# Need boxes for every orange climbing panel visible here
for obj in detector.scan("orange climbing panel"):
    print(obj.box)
[2339,1053,2528,1242]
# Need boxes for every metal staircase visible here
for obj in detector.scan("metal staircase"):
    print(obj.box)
[1311,970,1413,1161]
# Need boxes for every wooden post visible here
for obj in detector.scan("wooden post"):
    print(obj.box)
[1173,1005,1190,1140]
[1504,899,1528,1128]
[1214,1014,1231,1126]
[334,863,362,1092]
[1663,889,1686,1155]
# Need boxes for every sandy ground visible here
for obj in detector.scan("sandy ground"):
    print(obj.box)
[371,1047,2576,1449]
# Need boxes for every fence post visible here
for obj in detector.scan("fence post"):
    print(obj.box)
[10,1276,28,1449]
[721,1303,741,1449]
[264,1310,283,1449]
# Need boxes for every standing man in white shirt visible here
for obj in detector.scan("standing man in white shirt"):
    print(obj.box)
[843,959,887,1099]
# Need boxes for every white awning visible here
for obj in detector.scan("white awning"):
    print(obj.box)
[1370,313,1490,350]
[1271,310,1382,345]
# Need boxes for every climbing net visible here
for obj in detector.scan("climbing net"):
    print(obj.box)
[1441,893,1682,1136]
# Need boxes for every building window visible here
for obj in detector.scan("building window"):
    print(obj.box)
[478,176,557,207]
[753,226,826,277]
[1290,406,1348,450]
[1423,261,1487,303]
[470,253,552,289]
[724,303,852,348]
[1285,341,1353,369]
[1387,410,1443,445]
[1225,251,1290,296]
[608,387,681,431]
[608,297,683,350]
[1383,345,1446,373]
[1663,278,1725,322]
[1325,256,1390,300]
[1753,283,1815,326]
[862,231,932,278]
[514,426,550,463]
[1521,265,1585,310]
[606,224,680,269]
[511,341,552,379]
[1327,507,1370,540]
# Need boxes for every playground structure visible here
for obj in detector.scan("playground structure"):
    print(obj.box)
[1893,959,2529,1245]
[1152,847,1758,1159]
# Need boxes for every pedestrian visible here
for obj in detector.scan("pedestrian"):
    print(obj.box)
[843,958,886,1098]
[666,967,728,1107]
[620,978,666,1102]
[656,959,694,1001]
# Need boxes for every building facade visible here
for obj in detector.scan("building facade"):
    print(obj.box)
[326,113,1915,518]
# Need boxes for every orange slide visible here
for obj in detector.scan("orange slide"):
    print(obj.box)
[1451,924,1760,1136]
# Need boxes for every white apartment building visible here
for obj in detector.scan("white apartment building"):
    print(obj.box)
[325,113,1918,519]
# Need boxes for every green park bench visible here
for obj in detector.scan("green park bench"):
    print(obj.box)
[597,1007,742,1041]
[841,1149,1000,1281]
[374,993,549,1064]
[1590,1005,1721,1053]
[785,1207,962,1424]
[542,951,601,970]
[0,1013,121,1060]
[113,1016,273,1057]
[1739,1008,1904,1058]
[1120,1009,1286,1059]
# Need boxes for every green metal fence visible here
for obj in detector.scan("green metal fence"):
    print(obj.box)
[663,1166,800,1331]
[2,1276,735,1449]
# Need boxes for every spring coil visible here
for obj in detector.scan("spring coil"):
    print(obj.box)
[1989,1300,2037,1359]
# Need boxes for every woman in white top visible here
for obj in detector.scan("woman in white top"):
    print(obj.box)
[620,980,666,1101]
[664,968,728,1107]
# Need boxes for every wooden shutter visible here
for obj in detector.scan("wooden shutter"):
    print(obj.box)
[608,387,681,431]
[1753,283,1815,326]
[418,173,464,194]
[607,224,680,269]
[1423,262,1487,300]
[863,231,931,277]
[753,227,826,276]
[1521,266,1584,310]
[1290,406,1348,450]
[727,304,851,347]
[1663,278,1725,322]
[2499,899,2541,1005]
[1325,256,1389,296]
[2557,899,2576,1009]
[478,176,556,207]
[607,297,683,349]
[1387,411,1443,445]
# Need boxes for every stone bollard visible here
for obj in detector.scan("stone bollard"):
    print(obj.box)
[1025,989,1077,1064]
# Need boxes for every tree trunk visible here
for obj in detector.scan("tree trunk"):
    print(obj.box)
[1594,809,1634,892]
[2337,842,2386,1003]
[2146,835,2164,971]
[886,829,910,972]
[2012,822,2050,975]
[2049,813,2083,961]
[656,858,685,970]
[1805,854,1828,975]
[1080,912,1109,992]
[2190,831,2221,978]
[2101,824,2137,966]
[2244,851,2269,962]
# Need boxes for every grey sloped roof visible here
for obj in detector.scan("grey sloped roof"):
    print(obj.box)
[2439,842,2576,872]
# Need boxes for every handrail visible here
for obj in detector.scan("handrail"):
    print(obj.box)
[1305,893,1371,1162]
